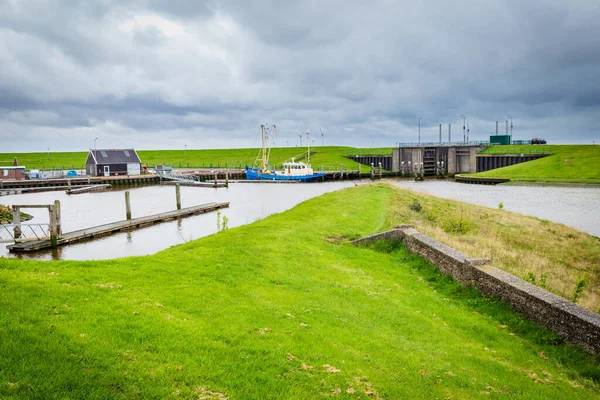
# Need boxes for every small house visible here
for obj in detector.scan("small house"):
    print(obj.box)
[85,149,142,176]
[0,166,26,180]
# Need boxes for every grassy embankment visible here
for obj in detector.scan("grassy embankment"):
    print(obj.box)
[0,147,393,171]
[1,184,599,398]
[475,145,600,184]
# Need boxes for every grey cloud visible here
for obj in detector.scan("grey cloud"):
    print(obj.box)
[0,0,599,153]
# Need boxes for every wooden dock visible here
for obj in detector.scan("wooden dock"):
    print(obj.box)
[160,181,227,188]
[7,201,229,252]
[66,184,111,195]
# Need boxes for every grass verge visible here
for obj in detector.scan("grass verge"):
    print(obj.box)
[475,145,600,184]
[0,183,598,398]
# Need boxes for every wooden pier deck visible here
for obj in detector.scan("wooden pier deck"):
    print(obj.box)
[66,184,111,195]
[7,201,229,252]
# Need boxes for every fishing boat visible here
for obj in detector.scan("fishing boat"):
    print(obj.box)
[245,124,325,182]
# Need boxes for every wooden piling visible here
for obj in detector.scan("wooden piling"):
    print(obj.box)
[125,191,132,220]
[340,164,344,180]
[11,208,21,239]
[49,205,57,248]
[54,200,62,235]
[225,170,229,187]
[370,163,374,179]
[379,162,383,179]
[176,184,181,210]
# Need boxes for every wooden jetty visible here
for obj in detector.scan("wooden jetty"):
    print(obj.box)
[160,181,227,188]
[0,174,160,191]
[66,184,111,195]
[7,201,229,252]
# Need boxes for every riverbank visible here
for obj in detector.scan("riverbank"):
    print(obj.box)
[0,183,598,398]
[475,145,600,184]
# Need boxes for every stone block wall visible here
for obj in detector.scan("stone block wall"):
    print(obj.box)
[352,225,600,356]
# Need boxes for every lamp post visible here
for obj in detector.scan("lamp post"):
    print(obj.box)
[457,114,466,143]
[467,119,470,142]
[418,116,425,144]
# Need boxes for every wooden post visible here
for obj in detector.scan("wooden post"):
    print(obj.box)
[379,162,382,179]
[225,170,229,187]
[358,163,361,177]
[125,191,132,220]
[370,163,374,179]
[340,164,344,180]
[49,205,57,248]
[214,173,218,185]
[68,179,72,191]
[176,184,181,210]
[54,200,62,236]
[11,207,21,240]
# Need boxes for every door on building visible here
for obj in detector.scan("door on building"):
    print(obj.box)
[103,166,110,176]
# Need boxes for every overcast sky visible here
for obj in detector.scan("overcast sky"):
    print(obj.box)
[1,0,599,152]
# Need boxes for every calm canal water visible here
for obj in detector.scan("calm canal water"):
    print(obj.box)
[1,182,360,261]
[390,180,600,237]
[1,180,598,261]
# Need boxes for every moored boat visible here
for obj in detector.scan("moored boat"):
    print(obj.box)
[245,125,324,182]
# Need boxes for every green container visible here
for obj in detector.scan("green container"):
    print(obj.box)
[490,135,511,145]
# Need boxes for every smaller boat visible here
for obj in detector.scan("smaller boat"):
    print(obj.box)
[245,125,325,182]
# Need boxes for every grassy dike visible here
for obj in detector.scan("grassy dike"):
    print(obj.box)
[1,184,599,399]
[475,145,600,184]
[0,146,371,171]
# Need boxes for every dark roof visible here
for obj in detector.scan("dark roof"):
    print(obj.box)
[88,149,141,164]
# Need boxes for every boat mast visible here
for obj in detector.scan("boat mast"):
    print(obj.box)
[261,124,267,171]
[307,130,311,166]
[267,125,275,170]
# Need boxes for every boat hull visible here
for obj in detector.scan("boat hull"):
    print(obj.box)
[245,167,324,182]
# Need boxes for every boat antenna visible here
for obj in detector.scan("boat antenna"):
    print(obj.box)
[307,130,311,166]
[320,128,324,147]
[266,125,275,169]
[254,124,264,168]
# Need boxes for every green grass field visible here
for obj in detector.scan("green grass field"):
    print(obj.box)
[1,184,599,398]
[0,147,393,172]
[475,145,600,184]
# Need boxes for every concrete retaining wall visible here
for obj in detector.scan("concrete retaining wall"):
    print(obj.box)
[352,225,600,355]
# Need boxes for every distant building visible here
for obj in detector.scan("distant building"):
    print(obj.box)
[0,166,26,181]
[85,149,142,176]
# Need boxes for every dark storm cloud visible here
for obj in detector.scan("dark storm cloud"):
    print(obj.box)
[0,0,599,152]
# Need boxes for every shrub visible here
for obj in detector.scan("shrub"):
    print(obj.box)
[409,198,422,212]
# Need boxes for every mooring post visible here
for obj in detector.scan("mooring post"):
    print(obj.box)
[176,184,181,210]
[225,170,229,187]
[68,179,72,191]
[49,205,57,248]
[340,164,344,180]
[370,163,374,179]
[11,206,21,240]
[54,200,61,236]
[379,162,382,179]
[214,172,218,186]
[358,163,361,177]
[125,191,132,220]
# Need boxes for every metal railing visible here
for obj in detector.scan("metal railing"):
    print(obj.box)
[0,223,50,243]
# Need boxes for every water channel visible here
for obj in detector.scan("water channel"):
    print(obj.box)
[1,180,598,261]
